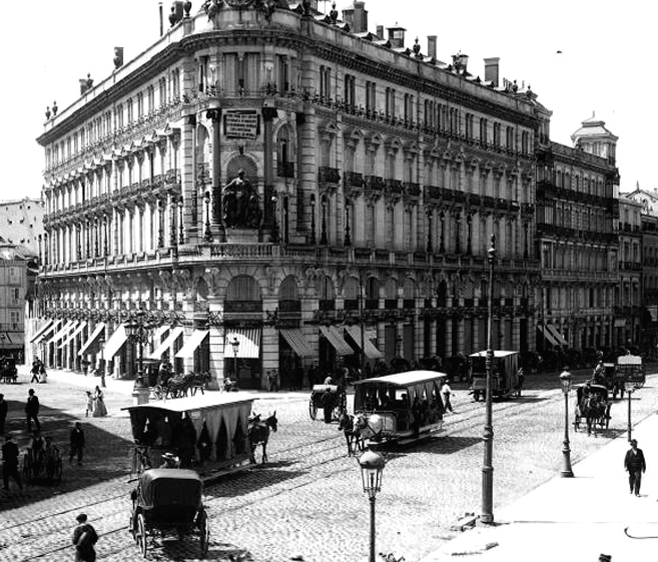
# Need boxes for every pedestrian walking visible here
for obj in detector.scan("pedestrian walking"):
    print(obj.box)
[441,380,454,412]
[25,388,41,433]
[268,369,279,392]
[516,367,525,397]
[85,391,93,418]
[0,393,7,435]
[39,361,48,384]
[72,513,98,562]
[2,434,23,491]
[92,386,107,417]
[70,422,86,465]
[30,360,41,384]
[624,438,646,496]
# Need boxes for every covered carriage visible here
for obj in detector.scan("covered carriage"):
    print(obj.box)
[468,350,520,401]
[123,393,255,480]
[129,468,209,558]
[612,355,645,399]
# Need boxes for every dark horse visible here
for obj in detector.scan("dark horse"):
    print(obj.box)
[338,412,365,457]
[578,389,608,436]
[248,412,278,464]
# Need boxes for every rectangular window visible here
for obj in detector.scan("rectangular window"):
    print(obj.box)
[319,66,331,100]
[479,118,488,144]
[344,74,356,107]
[365,81,376,113]
[385,88,396,119]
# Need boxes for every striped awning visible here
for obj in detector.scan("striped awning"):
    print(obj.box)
[59,321,88,349]
[280,328,314,358]
[175,330,209,358]
[148,326,184,359]
[546,324,568,346]
[30,320,54,343]
[537,326,558,346]
[225,328,261,359]
[344,325,383,359]
[78,323,106,356]
[103,324,128,359]
[320,325,354,356]
[45,320,75,345]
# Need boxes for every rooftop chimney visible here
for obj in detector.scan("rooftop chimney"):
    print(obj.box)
[113,47,124,70]
[376,25,384,39]
[484,57,500,87]
[427,36,437,60]
[387,25,406,49]
[342,1,368,33]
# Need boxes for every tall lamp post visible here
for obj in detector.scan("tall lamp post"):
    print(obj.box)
[357,450,386,562]
[481,234,496,524]
[559,368,574,477]
[203,190,213,243]
[125,308,153,402]
[624,380,641,443]
[230,336,240,378]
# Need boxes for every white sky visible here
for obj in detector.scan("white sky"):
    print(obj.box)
[1,0,654,200]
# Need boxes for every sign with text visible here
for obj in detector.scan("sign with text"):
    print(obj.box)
[224,110,259,139]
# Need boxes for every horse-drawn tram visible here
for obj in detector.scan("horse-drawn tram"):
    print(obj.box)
[469,350,520,401]
[353,370,447,446]
[123,393,256,480]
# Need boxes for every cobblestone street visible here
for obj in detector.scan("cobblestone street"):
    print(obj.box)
[1,366,656,561]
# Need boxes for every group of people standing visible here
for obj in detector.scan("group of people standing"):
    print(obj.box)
[85,387,107,418]
[29,358,47,384]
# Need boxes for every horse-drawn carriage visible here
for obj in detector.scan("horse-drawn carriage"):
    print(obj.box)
[129,468,209,558]
[308,384,347,421]
[612,355,645,399]
[151,369,211,400]
[123,393,256,479]
[0,357,17,383]
[574,383,611,436]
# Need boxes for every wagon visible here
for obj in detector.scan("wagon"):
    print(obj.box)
[308,384,346,421]
[574,383,611,435]
[469,350,520,401]
[0,357,17,383]
[129,468,209,558]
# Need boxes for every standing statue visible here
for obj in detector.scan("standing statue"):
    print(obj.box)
[222,169,261,228]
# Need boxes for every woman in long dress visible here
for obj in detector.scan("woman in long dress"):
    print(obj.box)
[92,386,107,417]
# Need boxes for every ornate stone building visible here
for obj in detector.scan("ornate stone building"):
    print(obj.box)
[34,1,542,389]
[535,114,620,353]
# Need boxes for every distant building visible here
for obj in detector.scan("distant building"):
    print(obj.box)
[0,198,45,256]
[536,114,620,352]
[0,244,33,361]
[639,211,658,355]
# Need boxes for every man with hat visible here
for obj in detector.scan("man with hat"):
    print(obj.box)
[624,438,646,496]
[159,452,180,468]
[598,555,612,562]
[72,513,98,562]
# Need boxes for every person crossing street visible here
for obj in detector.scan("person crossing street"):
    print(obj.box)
[624,439,646,496]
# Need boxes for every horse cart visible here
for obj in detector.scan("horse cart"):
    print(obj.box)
[469,350,520,401]
[308,384,347,421]
[574,383,611,436]
[613,355,645,399]
[0,357,17,383]
[123,393,256,480]
[129,468,209,558]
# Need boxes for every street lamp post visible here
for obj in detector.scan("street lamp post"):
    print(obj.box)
[125,307,153,403]
[357,450,386,562]
[178,196,185,245]
[625,381,637,443]
[481,234,496,524]
[559,369,574,477]
[230,336,240,378]
[320,195,328,245]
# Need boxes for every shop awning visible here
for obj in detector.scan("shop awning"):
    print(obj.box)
[103,324,128,359]
[344,325,384,359]
[148,326,184,359]
[546,324,568,346]
[45,320,75,345]
[537,326,559,346]
[78,323,106,356]
[225,328,261,359]
[152,325,170,345]
[320,325,354,356]
[30,320,54,343]
[59,321,88,349]
[175,330,209,358]
[280,328,315,357]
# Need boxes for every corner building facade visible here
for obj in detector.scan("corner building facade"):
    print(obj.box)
[35,1,542,389]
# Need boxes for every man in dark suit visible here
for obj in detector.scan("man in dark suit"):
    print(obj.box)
[2,434,23,491]
[624,439,646,496]
[0,393,7,435]
[25,388,41,433]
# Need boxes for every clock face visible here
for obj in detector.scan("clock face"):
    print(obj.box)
[226,0,254,6]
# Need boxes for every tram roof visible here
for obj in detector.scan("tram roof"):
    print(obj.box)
[468,350,518,358]
[122,392,255,414]
[354,370,447,387]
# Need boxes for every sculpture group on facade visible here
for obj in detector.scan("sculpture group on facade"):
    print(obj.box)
[222,170,262,229]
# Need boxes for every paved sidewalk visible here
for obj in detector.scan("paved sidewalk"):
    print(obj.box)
[420,411,658,562]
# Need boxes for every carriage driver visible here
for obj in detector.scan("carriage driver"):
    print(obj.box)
[593,360,605,384]
[159,452,181,469]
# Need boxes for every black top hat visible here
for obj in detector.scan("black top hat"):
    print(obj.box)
[76,513,88,523]
[630,439,638,445]
[598,554,612,562]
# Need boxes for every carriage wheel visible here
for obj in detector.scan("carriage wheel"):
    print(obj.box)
[198,508,209,557]
[308,400,317,420]
[136,513,148,558]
